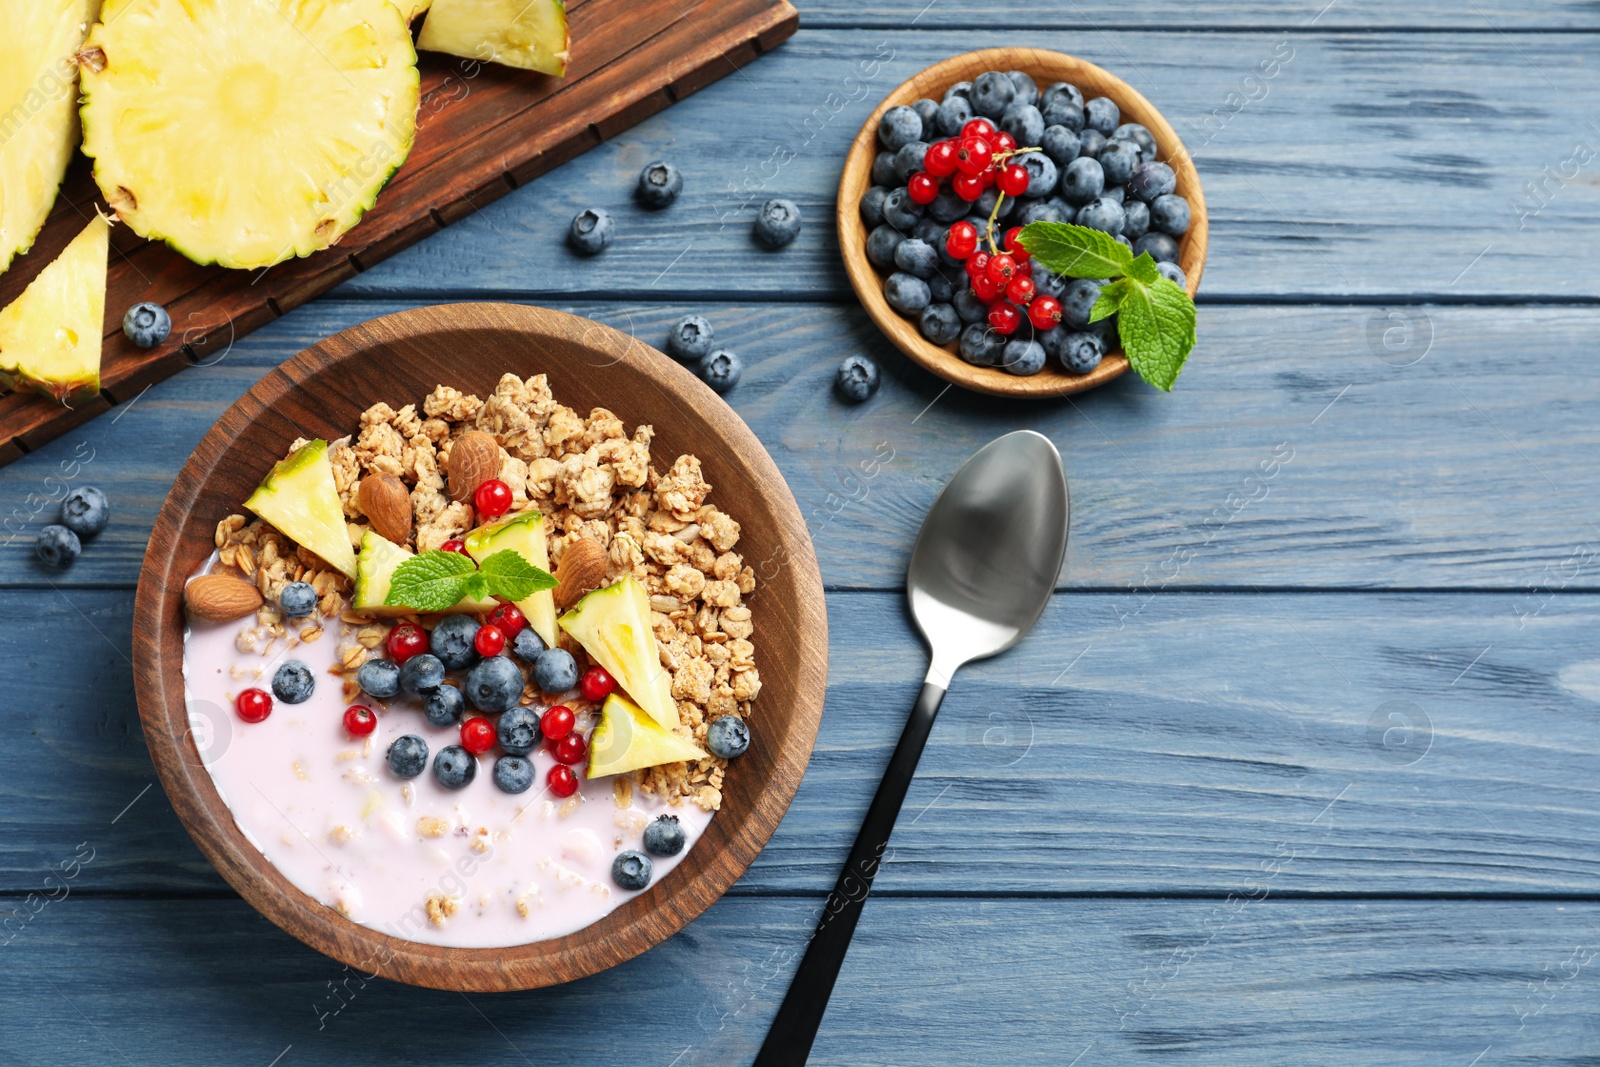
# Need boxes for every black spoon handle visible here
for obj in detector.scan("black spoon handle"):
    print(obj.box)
[751,679,948,1067]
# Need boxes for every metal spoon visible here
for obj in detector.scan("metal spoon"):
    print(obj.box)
[753,430,1070,1066]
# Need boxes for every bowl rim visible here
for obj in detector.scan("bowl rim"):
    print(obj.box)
[131,302,828,991]
[837,47,1208,399]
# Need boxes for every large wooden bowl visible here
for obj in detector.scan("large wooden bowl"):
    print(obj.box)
[838,48,1208,398]
[132,303,828,991]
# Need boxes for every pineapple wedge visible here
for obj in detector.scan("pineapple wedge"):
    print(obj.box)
[587,693,706,780]
[78,0,420,270]
[560,576,678,731]
[0,213,107,403]
[244,440,359,579]
[418,0,569,76]
[0,0,99,275]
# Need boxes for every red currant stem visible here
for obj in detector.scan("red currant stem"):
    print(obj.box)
[990,145,1042,165]
[985,193,1007,255]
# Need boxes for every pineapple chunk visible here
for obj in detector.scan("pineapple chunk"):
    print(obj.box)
[397,0,433,20]
[587,693,705,780]
[244,440,358,579]
[418,0,569,76]
[0,213,107,403]
[560,576,678,731]
[0,0,99,274]
[78,0,420,270]
[353,529,494,616]
[463,510,557,647]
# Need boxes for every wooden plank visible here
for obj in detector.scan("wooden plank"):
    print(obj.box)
[0,0,799,464]
[9,588,1600,896]
[798,0,1600,28]
[2,299,1597,593]
[4,895,1599,1064]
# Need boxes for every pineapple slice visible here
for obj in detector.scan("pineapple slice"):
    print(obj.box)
[463,510,558,647]
[418,0,569,76]
[560,576,678,731]
[587,693,706,779]
[0,213,107,403]
[0,0,99,275]
[244,440,359,579]
[353,529,495,616]
[78,0,420,270]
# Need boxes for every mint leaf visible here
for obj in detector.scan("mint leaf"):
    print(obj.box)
[385,549,476,612]
[1127,253,1161,285]
[1017,222,1134,279]
[1089,278,1131,324]
[1113,276,1197,392]
[478,548,557,602]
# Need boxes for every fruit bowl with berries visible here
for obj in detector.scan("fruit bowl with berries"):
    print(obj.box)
[838,49,1208,398]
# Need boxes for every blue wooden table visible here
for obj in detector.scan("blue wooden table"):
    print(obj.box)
[6,3,1600,1062]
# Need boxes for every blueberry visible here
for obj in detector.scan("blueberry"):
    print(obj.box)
[970,70,1016,119]
[1000,339,1047,377]
[1133,231,1180,263]
[859,186,889,229]
[927,186,969,224]
[1157,261,1188,288]
[1061,278,1103,328]
[665,314,715,364]
[568,208,614,256]
[926,270,955,304]
[493,756,535,794]
[1015,199,1068,226]
[641,814,687,857]
[1042,81,1085,111]
[892,141,929,185]
[1060,157,1105,205]
[699,349,743,394]
[357,659,401,699]
[277,581,316,618]
[753,198,802,248]
[952,287,988,323]
[465,655,523,713]
[386,734,428,779]
[1114,233,1133,251]
[920,303,962,345]
[1113,122,1157,158]
[1076,196,1125,235]
[1077,128,1107,160]
[999,103,1044,147]
[884,272,931,316]
[910,97,940,129]
[1088,315,1119,348]
[1121,199,1151,240]
[1083,96,1120,135]
[1098,139,1140,187]
[533,647,579,693]
[958,323,1003,366]
[971,187,1016,224]
[933,96,973,137]
[1040,125,1081,166]
[1006,70,1040,107]
[122,302,171,349]
[877,105,923,151]
[893,238,938,279]
[706,715,750,759]
[943,81,972,102]
[871,151,899,187]
[1128,161,1176,202]
[1100,184,1126,206]
[433,744,477,790]
[1015,152,1058,198]
[1037,326,1067,360]
[497,706,542,755]
[612,849,653,891]
[1059,331,1106,374]
[1031,260,1067,301]
[880,187,923,233]
[424,685,466,727]
[510,627,547,664]
[912,218,945,248]
[59,486,109,537]
[35,525,79,568]
[430,614,480,670]
[1150,193,1191,237]
[866,225,906,270]
[636,161,682,209]
[272,661,315,704]
[1040,97,1084,132]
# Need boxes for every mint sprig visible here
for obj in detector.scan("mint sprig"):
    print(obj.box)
[384,548,556,612]
[1018,222,1198,391]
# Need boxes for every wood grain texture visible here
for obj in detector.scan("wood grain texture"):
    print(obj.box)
[797,1,1600,28]
[0,0,799,464]
[835,48,1207,397]
[131,304,827,990]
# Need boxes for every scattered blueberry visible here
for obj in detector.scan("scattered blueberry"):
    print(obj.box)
[122,302,171,349]
[1077,128,1107,160]
[357,659,401,699]
[877,105,923,151]
[1157,261,1188,288]
[533,647,579,693]
[698,349,743,394]
[834,355,881,404]
[1000,338,1047,377]
[1133,231,1180,263]
[497,706,542,755]
[568,208,614,256]
[1128,161,1176,202]
[859,186,889,229]
[880,187,923,233]
[1040,125,1081,166]
[999,103,1044,147]
[1060,157,1105,205]
[969,70,1016,119]
[1075,196,1125,235]
[612,849,653,891]
[866,224,906,270]
[430,615,480,670]
[465,655,523,713]
[433,744,477,789]
[1150,192,1191,236]
[1059,331,1107,374]
[753,198,802,248]
[910,97,941,129]
[643,815,686,857]
[893,141,930,184]
[934,96,973,137]
[1098,139,1140,187]
[666,314,715,363]
[59,486,109,537]
[278,581,316,618]
[1121,199,1151,240]
[1061,278,1103,329]
[424,685,466,727]
[706,715,750,759]
[510,627,547,664]
[1083,96,1120,135]
[1015,151,1058,198]
[636,161,683,209]
[272,661,315,704]
[386,734,428,779]
[884,272,931,316]
[35,525,79,568]
[871,150,899,187]
[493,756,535,794]
[920,303,962,345]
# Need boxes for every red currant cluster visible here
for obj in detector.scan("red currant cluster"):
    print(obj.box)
[905,117,1063,337]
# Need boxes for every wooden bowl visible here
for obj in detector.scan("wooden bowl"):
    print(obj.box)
[837,48,1208,398]
[131,303,828,991]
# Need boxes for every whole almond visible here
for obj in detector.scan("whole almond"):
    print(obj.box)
[554,538,609,611]
[185,573,264,623]
[358,472,412,545]
[447,430,501,503]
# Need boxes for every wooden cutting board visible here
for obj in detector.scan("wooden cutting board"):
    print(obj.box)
[0,0,798,466]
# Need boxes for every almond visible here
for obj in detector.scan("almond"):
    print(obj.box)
[553,538,609,611]
[358,472,412,545]
[184,573,264,623]
[447,430,501,503]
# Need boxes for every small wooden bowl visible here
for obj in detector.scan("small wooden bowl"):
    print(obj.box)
[132,303,828,991]
[838,48,1208,398]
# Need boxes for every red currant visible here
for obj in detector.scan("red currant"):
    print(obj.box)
[579,666,616,702]
[541,704,575,741]
[971,274,1001,302]
[997,163,1030,197]
[951,171,984,201]
[955,136,993,176]
[236,688,272,723]
[986,253,1019,284]
[945,221,978,259]
[924,139,958,178]
[486,602,526,638]
[343,705,376,737]
[1006,275,1036,304]
[964,250,991,279]
[960,118,997,141]
[1029,295,1064,331]
[440,539,468,556]
[461,716,497,755]
[1004,226,1028,254]
[552,732,587,765]
[473,479,512,519]
[992,130,1017,154]
[385,623,429,665]
[547,764,579,798]
[474,623,505,657]
[906,172,939,206]
[988,302,1022,335]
